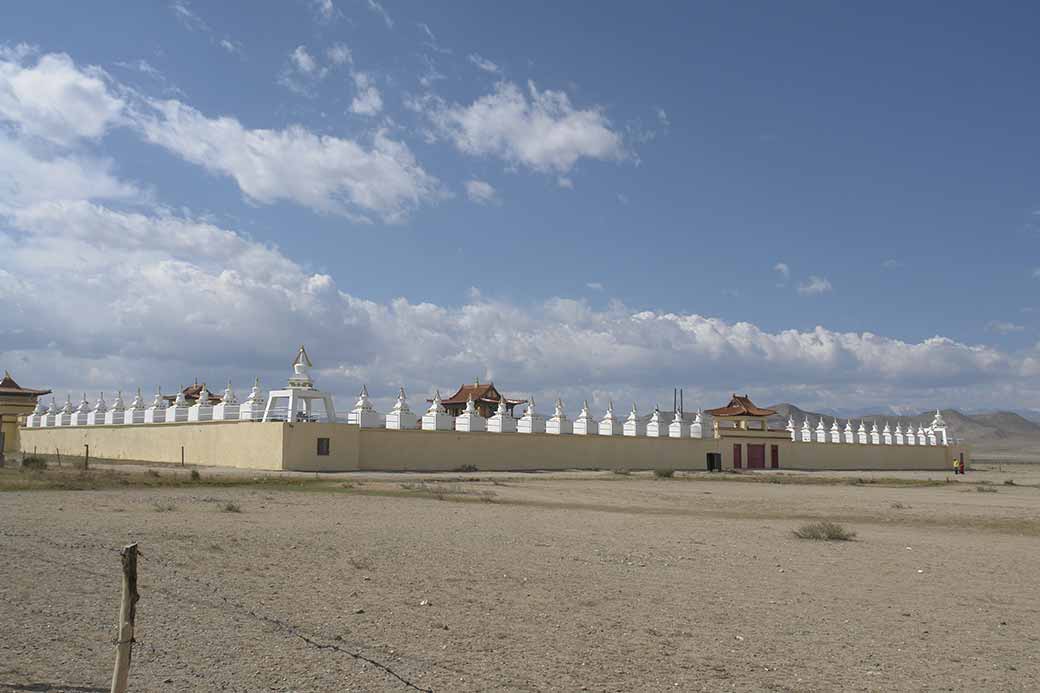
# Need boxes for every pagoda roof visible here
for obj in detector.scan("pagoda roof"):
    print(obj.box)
[0,371,50,397]
[437,382,526,406]
[163,382,222,404]
[704,394,776,418]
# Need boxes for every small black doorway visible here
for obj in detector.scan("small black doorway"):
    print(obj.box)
[706,452,722,472]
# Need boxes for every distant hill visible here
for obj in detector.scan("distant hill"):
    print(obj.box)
[767,403,1040,463]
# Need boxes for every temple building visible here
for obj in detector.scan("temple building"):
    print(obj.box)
[435,381,526,418]
[705,394,789,469]
[1,371,50,456]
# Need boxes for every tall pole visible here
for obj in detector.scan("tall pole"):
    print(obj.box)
[111,543,139,693]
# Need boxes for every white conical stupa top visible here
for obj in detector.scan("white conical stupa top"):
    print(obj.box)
[464,393,477,415]
[150,387,164,409]
[110,390,125,412]
[392,387,410,413]
[815,417,825,432]
[60,394,74,415]
[173,387,186,407]
[93,392,108,413]
[493,395,509,418]
[931,409,946,429]
[858,420,867,433]
[525,396,538,418]
[883,421,891,434]
[801,417,811,431]
[33,397,48,416]
[195,384,212,407]
[244,378,262,404]
[871,421,879,434]
[353,385,374,413]
[221,381,238,405]
[626,403,640,423]
[895,422,903,434]
[47,396,57,414]
[128,388,144,410]
[650,406,663,424]
[427,389,445,414]
[830,418,840,432]
[578,399,591,418]
[552,398,565,419]
[844,419,853,433]
[695,409,703,425]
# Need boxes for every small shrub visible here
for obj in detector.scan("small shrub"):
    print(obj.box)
[147,469,161,478]
[190,469,201,481]
[21,456,47,470]
[1003,479,1016,486]
[220,502,242,513]
[890,502,910,510]
[453,464,478,473]
[975,485,998,493]
[152,501,176,512]
[654,468,675,479]
[793,521,856,541]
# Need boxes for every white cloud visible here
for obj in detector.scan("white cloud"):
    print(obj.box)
[418,23,450,54]
[1033,268,1040,279]
[468,53,500,74]
[327,43,352,66]
[882,259,901,270]
[557,176,574,189]
[170,1,209,32]
[366,0,393,28]
[135,98,440,223]
[656,107,669,127]
[350,72,383,116]
[312,0,337,21]
[290,45,318,75]
[464,179,499,205]
[773,262,790,282]
[424,80,627,175]
[586,282,604,291]
[114,59,163,79]
[0,52,124,145]
[987,321,1024,335]
[617,193,629,205]
[798,276,833,296]
[219,39,243,56]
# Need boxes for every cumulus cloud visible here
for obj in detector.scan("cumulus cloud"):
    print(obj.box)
[327,43,352,66]
[586,282,604,291]
[798,276,833,296]
[773,262,790,283]
[0,52,124,145]
[134,98,440,223]
[464,179,499,205]
[468,53,500,74]
[424,80,627,175]
[312,0,337,22]
[350,72,383,116]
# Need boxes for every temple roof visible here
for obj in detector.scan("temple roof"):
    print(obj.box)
[0,370,50,397]
[704,394,776,418]
[437,382,526,406]
[163,382,222,404]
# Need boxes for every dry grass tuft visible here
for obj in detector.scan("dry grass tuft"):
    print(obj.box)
[220,501,242,513]
[793,521,856,541]
[653,468,675,479]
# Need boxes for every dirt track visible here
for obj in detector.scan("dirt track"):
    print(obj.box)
[2,465,1039,692]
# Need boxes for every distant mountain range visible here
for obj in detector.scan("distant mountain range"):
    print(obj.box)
[767,403,1040,463]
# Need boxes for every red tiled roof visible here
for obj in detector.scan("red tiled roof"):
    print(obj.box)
[0,371,50,397]
[162,382,222,404]
[437,383,525,406]
[704,394,776,418]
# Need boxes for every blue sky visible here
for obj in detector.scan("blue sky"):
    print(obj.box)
[1,1,1038,415]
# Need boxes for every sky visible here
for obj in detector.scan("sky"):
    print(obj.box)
[1,1,1039,417]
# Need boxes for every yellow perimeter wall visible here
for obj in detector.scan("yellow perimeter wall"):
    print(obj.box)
[21,422,965,472]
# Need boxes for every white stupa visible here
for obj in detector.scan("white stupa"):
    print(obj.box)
[669,407,689,438]
[815,417,827,443]
[843,419,855,444]
[623,403,646,437]
[882,422,893,445]
[386,387,420,430]
[188,384,213,422]
[800,417,812,442]
[26,397,47,428]
[455,394,486,432]
[88,392,108,426]
[857,420,868,445]
[144,387,166,424]
[546,398,572,435]
[916,425,927,446]
[55,394,74,427]
[213,381,240,421]
[422,389,454,431]
[870,421,880,445]
[487,394,517,433]
[165,388,189,424]
[830,418,841,443]
[263,346,337,423]
[347,385,384,428]
[692,410,706,439]
[42,396,57,427]
[785,416,795,441]
[105,390,126,425]
[930,410,948,445]
[239,378,266,421]
[518,395,545,434]
[599,400,621,436]
[124,388,146,425]
[894,422,905,445]
[573,400,598,435]
[905,422,916,445]
[646,406,671,438]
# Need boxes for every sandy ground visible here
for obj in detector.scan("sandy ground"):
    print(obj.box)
[2,464,1039,692]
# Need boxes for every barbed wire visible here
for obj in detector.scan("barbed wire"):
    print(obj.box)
[2,531,434,692]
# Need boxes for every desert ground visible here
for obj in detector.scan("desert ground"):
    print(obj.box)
[2,461,1039,692]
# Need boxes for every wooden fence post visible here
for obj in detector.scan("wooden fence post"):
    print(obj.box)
[110,543,139,693]
[56,447,61,467]
[181,446,184,467]
[85,444,89,470]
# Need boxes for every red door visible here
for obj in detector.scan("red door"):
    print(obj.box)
[733,444,742,469]
[747,444,766,469]
[770,445,780,469]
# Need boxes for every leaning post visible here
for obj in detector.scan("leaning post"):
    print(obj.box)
[110,543,140,693]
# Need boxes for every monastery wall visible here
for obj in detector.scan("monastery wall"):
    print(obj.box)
[19,421,961,473]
